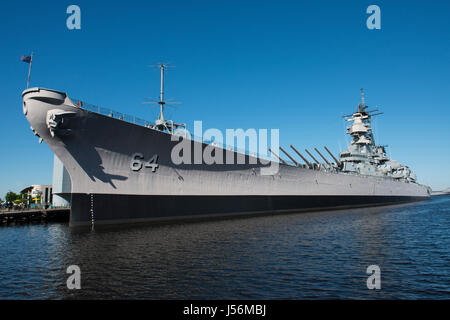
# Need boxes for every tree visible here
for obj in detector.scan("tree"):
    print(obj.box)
[5,191,19,203]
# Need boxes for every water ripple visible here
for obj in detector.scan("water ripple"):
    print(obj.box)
[0,196,449,299]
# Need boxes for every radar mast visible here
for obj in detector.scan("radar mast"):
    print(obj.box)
[143,63,186,134]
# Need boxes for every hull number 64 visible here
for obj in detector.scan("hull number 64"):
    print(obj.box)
[130,153,159,172]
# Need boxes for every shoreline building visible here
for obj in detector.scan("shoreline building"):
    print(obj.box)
[20,184,53,206]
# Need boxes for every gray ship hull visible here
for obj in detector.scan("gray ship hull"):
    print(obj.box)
[22,88,430,227]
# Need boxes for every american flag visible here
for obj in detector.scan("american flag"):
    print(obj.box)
[21,55,32,63]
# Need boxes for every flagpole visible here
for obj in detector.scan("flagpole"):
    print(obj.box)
[27,52,33,88]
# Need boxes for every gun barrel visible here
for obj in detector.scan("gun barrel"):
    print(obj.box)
[314,147,331,165]
[324,146,340,165]
[290,145,312,168]
[268,148,287,165]
[305,148,320,165]
[279,146,299,166]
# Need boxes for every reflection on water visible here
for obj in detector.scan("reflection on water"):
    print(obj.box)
[0,197,449,299]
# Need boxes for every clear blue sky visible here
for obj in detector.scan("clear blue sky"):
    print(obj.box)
[0,0,449,198]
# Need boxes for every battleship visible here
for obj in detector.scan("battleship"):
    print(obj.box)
[22,65,430,227]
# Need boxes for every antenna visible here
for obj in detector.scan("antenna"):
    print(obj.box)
[360,88,365,106]
[143,62,186,134]
[154,63,172,122]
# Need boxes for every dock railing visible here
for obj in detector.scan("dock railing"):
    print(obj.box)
[0,205,71,214]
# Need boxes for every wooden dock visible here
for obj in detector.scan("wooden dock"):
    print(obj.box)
[0,207,70,225]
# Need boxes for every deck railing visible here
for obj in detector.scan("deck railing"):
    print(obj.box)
[70,97,277,164]
[71,98,154,128]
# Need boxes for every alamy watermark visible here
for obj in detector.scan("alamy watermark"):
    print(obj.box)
[66,5,81,30]
[366,5,381,30]
[366,265,381,290]
[66,265,81,289]
[167,121,280,175]
[65,5,380,31]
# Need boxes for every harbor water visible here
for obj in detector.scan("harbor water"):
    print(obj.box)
[0,196,449,299]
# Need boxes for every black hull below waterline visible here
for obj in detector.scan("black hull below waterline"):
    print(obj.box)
[69,193,429,227]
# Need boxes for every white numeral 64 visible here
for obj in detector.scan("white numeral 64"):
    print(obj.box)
[130,153,159,172]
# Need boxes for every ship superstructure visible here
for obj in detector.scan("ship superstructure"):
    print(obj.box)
[338,89,417,183]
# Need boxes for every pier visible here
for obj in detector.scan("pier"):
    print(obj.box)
[0,207,70,225]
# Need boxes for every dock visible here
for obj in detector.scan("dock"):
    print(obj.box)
[0,207,70,225]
